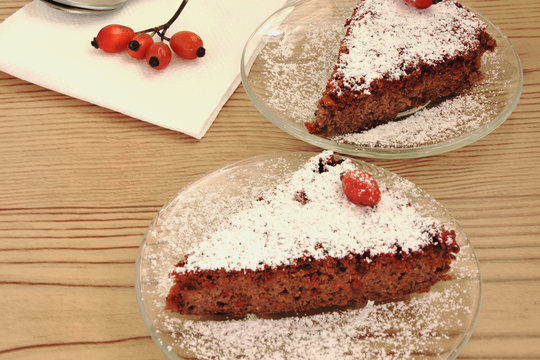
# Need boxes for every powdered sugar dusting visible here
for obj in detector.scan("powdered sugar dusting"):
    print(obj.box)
[333,0,487,95]
[256,21,348,122]
[178,151,441,272]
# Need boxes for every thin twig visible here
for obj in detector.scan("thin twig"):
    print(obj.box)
[135,0,189,39]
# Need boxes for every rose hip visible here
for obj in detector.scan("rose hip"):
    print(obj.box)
[170,31,206,60]
[146,42,172,70]
[341,169,381,207]
[127,33,154,59]
[91,24,135,53]
[405,0,434,9]
[90,0,206,70]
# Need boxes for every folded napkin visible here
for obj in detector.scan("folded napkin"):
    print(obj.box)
[0,0,287,138]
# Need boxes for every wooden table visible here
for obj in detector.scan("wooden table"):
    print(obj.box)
[1,1,538,359]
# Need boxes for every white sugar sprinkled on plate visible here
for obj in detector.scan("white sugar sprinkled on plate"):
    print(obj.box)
[160,285,473,360]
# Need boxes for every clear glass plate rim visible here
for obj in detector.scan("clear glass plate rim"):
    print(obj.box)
[240,0,524,159]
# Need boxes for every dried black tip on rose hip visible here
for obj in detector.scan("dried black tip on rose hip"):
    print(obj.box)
[196,47,206,58]
[149,56,160,68]
[91,37,99,49]
[432,0,443,4]
[128,40,141,51]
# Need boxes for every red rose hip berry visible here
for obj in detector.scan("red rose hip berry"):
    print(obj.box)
[146,42,172,70]
[91,24,135,53]
[341,169,381,207]
[127,33,154,59]
[170,31,206,60]
[404,0,434,9]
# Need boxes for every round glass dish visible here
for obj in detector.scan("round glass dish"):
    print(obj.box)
[240,0,523,159]
[135,152,482,360]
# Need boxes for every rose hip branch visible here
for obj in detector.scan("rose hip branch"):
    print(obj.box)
[91,0,205,70]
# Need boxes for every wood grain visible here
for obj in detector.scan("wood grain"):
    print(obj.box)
[0,0,539,359]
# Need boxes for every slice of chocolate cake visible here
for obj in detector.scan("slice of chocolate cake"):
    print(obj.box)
[165,152,459,317]
[306,0,496,137]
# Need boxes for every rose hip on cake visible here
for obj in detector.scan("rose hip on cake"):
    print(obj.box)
[341,169,381,207]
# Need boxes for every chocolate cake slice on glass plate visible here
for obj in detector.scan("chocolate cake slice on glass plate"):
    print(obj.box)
[306,0,496,137]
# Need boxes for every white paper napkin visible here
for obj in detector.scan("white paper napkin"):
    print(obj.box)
[0,0,287,138]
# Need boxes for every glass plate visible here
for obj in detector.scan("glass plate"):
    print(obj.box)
[240,0,523,159]
[135,152,482,360]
